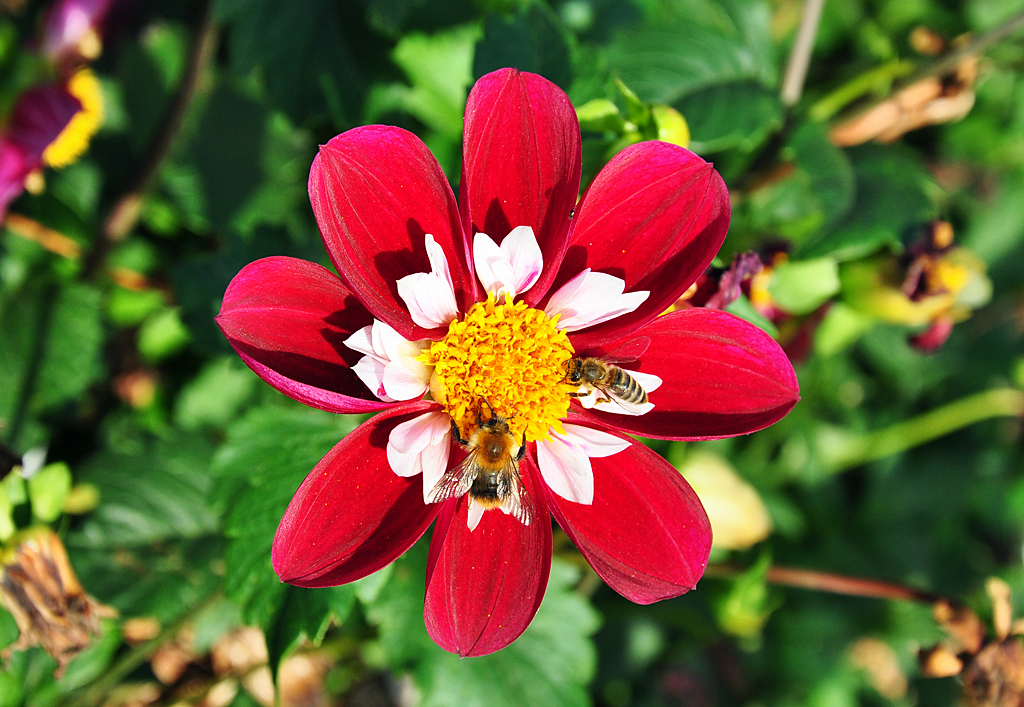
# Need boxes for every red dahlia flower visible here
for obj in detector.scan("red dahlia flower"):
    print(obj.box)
[217,69,799,657]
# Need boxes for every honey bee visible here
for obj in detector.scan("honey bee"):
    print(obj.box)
[564,337,653,413]
[427,400,532,525]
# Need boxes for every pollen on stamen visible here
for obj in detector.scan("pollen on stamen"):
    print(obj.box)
[422,293,575,442]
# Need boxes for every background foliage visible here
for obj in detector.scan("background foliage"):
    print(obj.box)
[2,0,1024,705]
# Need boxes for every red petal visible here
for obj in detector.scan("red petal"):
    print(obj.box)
[543,429,711,603]
[461,69,582,304]
[273,402,441,587]
[309,126,470,340]
[580,308,799,440]
[553,141,730,350]
[424,459,551,657]
[216,256,393,414]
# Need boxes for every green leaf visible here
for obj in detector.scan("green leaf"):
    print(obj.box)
[813,302,876,357]
[57,621,122,694]
[962,171,1024,265]
[799,145,935,261]
[266,585,356,672]
[713,552,781,644]
[788,123,855,233]
[214,405,356,627]
[220,0,362,124]
[70,431,219,548]
[27,462,72,523]
[474,5,572,89]
[768,258,841,315]
[608,20,774,105]
[0,607,18,652]
[174,357,258,430]
[677,82,782,153]
[576,99,625,134]
[106,286,165,327]
[137,307,191,362]
[725,294,780,338]
[72,538,222,622]
[32,284,104,412]
[189,85,270,229]
[384,25,480,138]
[0,669,23,707]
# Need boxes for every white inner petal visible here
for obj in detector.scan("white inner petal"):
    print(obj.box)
[537,434,595,505]
[396,234,460,329]
[473,225,544,298]
[386,412,452,504]
[544,269,650,331]
[466,497,485,531]
[344,320,431,402]
[536,425,630,505]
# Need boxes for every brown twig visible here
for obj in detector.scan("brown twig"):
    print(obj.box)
[82,0,216,280]
[705,563,949,604]
[781,0,827,106]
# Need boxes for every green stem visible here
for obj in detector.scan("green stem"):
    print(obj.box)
[818,388,1024,472]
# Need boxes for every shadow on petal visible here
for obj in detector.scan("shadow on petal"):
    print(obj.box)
[216,256,392,414]
[553,141,730,350]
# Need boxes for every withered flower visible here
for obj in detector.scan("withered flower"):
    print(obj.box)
[920,578,1024,707]
[0,527,115,675]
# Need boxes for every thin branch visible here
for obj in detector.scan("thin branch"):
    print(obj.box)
[705,563,949,604]
[781,0,827,107]
[912,9,1024,84]
[818,388,1024,473]
[82,0,216,280]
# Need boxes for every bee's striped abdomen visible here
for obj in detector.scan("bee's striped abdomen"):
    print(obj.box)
[607,367,647,404]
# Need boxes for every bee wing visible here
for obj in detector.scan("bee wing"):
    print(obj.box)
[426,452,478,504]
[597,336,651,365]
[495,459,533,525]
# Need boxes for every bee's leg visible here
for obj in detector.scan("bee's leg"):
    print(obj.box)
[515,434,526,461]
[450,418,469,446]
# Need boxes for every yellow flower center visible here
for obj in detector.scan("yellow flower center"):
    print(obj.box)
[424,294,575,443]
[43,69,103,169]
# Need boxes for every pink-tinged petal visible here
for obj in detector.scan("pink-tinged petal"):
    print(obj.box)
[544,269,648,331]
[553,141,730,350]
[345,320,431,403]
[579,309,799,440]
[42,0,113,61]
[396,233,460,328]
[536,424,629,504]
[217,257,395,414]
[386,411,452,502]
[273,402,441,587]
[309,126,470,340]
[461,69,582,303]
[543,427,711,603]
[424,461,551,657]
[473,225,544,297]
